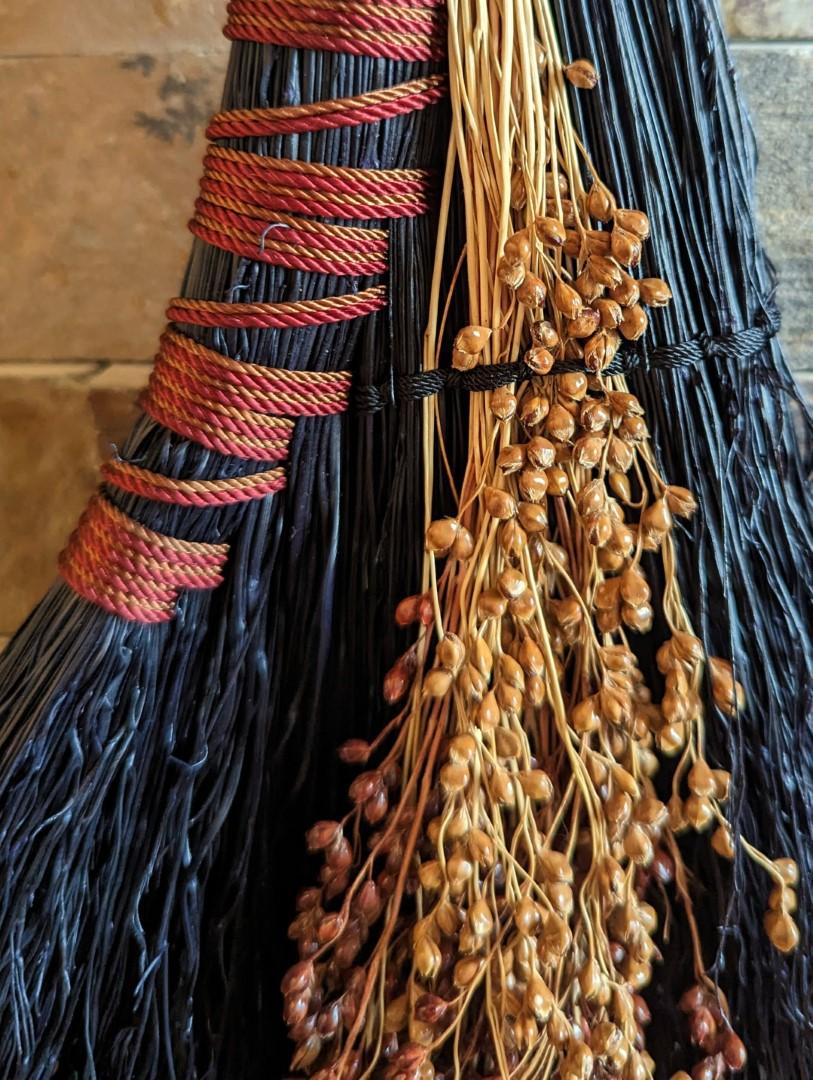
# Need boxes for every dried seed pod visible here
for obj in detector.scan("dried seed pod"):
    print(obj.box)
[575,269,603,304]
[639,496,673,531]
[684,793,714,832]
[484,486,517,520]
[539,849,574,883]
[547,197,576,226]
[524,436,556,469]
[564,58,599,89]
[769,885,797,913]
[519,467,549,503]
[610,226,642,267]
[573,435,605,469]
[426,517,459,555]
[519,769,554,802]
[437,633,466,674]
[608,436,634,475]
[576,478,606,516]
[608,272,640,307]
[558,370,589,400]
[517,274,547,308]
[414,935,442,979]
[614,208,650,239]
[563,230,582,258]
[536,215,567,247]
[497,255,527,289]
[688,758,716,798]
[620,413,648,442]
[504,229,532,266]
[638,276,672,306]
[515,501,547,535]
[338,738,371,764]
[578,401,608,429]
[623,602,654,633]
[564,337,584,361]
[524,346,555,374]
[775,857,800,885]
[496,683,523,718]
[595,297,623,328]
[546,404,577,442]
[478,690,500,729]
[531,319,560,350]
[525,974,554,1022]
[497,567,527,600]
[454,324,492,356]
[423,667,453,698]
[554,278,583,320]
[497,444,526,475]
[569,307,601,338]
[586,181,615,221]
[619,303,648,341]
[571,694,601,734]
[306,820,342,852]
[665,484,698,518]
[490,386,517,421]
[520,394,550,427]
[583,330,612,372]
[764,910,800,953]
[619,566,650,606]
[708,657,745,716]
[722,1032,747,1071]
[518,636,545,676]
[451,526,474,560]
[711,824,735,860]
[584,512,612,547]
[546,467,569,497]
[451,346,478,371]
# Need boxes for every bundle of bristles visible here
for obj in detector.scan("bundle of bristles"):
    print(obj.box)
[282,0,799,1077]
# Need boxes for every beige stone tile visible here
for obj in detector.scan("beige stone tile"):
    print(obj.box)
[723,0,813,39]
[88,364,153,456]
[1,0,229,57]
[0,362,100,380]
[733,44,813,372]
[0,51,227,362]
[0,376,100,634]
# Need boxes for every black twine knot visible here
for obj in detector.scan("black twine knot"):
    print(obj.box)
[353,300,781,413]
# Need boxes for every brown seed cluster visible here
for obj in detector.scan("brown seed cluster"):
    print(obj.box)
[282,29,798,1080]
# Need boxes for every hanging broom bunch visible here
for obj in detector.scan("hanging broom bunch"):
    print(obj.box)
[283,0,799,1077]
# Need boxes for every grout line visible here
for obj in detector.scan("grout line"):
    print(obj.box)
[730,38,813,49]
[0,49,228,62]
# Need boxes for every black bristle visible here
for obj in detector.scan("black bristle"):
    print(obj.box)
[551,0,813,1073]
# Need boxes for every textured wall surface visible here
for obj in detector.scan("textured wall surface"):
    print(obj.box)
[0,1,810,638]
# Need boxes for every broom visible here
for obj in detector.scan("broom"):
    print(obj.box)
[0,3,452,1076]
[550,0,813,1073]
[280,0,807,1076]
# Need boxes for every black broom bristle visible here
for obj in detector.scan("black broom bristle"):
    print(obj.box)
[0,36,449,1079]
[551,0,813,1074]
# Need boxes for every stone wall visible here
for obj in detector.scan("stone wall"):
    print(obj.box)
[0,1,810,639]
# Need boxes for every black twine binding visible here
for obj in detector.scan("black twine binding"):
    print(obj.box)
[354,301,780,413]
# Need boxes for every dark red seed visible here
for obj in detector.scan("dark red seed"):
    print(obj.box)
[680,984,706,1013]
[281,960,314,995]
[306,820,342,852]
[632,994,651,1025]
[349,771,383,804]
[395,595,421,626]
[690,1007,717,1047]
[338,739,371,764]
[364,789,389,824]
[722,1031,747,1071]
[415,993,449,1025]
